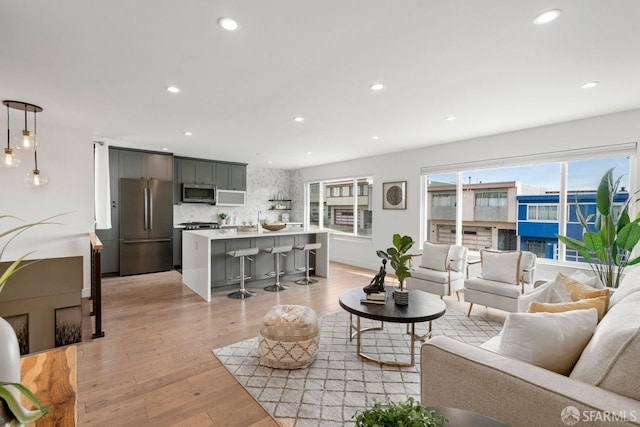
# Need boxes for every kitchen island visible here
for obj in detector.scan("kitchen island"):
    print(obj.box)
[182,228,329,301]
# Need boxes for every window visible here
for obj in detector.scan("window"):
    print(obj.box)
[527,205,558,221]
[475,192,507,207]
[306,176,373,237]
[424,154,632,262]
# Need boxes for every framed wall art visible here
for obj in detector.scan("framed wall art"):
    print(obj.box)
[382,181,407,210]
[54,305,82,347]
[5,313,29,355]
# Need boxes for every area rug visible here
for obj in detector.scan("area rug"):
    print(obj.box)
[213,309,502,427]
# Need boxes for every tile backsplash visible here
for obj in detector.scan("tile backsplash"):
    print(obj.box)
[174,165,301,225]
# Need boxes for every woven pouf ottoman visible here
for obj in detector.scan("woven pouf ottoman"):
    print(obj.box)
[258,304,320,369]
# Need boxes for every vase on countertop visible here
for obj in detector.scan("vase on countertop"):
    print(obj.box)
[0,316,21,426]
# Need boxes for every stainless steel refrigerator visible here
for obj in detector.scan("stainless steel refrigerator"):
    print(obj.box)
[119,178,173,275]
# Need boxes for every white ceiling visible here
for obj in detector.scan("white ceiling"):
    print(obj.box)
[1,1,639,169]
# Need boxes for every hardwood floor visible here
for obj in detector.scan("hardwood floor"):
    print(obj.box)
[76,262,505,426]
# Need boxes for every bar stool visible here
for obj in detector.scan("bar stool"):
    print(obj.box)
[294,242,322,285]
[227,247,260,299]
[263,245,293,292]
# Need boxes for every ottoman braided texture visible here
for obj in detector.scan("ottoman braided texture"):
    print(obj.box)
[258,304,320,369]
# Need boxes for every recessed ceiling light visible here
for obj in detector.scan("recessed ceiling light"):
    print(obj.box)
[267,160,272,164]
[580,81,599,89]
[306,151,313,155]
[218,17,239,31]
[533,9,562,25]
[166,86,180,93]
[446,116,457,121]
[184,131,193,136]
[370,83,385,91]
[294,116,305,122]
[161,147,169,151]
[371,136,379,140]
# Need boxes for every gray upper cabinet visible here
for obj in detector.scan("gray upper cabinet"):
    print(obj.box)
[147,154,173,180]
[119,149,173,181]
[197,161,216,184]
[216,162,247,191]
[174,157,219,203]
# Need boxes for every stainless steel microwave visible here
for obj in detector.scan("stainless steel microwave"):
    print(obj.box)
[182,183,216,204]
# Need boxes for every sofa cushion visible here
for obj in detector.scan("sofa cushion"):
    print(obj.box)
[517,281,551,312]
[499,309,598,375]
[420,242,450,272]
[570,300,640,400]
[569,271,604,289]
[559,273,610,301]
[610,266,640,307]
[466,278,521,298]
[527,296,608,322]
[480,250,522,285]
[479,335,502,353]
[412,267,463,284]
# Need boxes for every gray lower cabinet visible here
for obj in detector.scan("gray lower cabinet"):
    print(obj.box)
[210,234,314,288]
[173,228,182,267]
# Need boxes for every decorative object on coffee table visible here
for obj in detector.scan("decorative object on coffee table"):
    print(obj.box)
[363,259,387,294]
[258,304,319,369]
[382,181,407,210]
[556,167,640,288]
[377,234,415,305]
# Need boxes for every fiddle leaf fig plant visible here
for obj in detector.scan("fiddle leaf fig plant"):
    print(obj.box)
[376,234,415,291]
[556,168,640,288]
[353,397,448,427]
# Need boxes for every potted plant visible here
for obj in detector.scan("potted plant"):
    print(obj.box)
[556,168,640,288]
[218,212,228,225]
[353,397,447,427]
[0,215,56,425]
[376,234,415,304]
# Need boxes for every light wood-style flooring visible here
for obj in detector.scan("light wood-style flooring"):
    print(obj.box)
[76,262,505,426]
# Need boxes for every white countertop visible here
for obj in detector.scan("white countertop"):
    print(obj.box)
[184,228,327,240]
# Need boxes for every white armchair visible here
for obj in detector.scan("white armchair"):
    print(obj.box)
[464,249,537,315]
[406,242,468,300]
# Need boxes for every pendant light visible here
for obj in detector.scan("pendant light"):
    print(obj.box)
[1,101,20,167]
[25,110,48,188]
[20,101,37,150]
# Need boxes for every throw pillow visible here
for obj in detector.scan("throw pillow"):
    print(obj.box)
[420,242,450,272]
[570,271,603,289]
[527,296,608,322]
[517,281,551,312]
[559,273,610,312]
[480,250,522,285]
[498,309,598,375]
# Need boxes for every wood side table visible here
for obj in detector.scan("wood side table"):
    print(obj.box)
[20,346,77,427]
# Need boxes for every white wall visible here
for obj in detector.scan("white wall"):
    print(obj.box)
[0,121,94,293]
[296,108,640,271]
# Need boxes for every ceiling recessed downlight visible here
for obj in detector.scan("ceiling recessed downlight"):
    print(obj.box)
[161,147,169,151]
[371,136,379,140]
[533,9,562,25]
[184,131,193,136]
[306,151,313,155]
[370,83,385,91]
[218,17,239,31]
[166,86,180,93]
[580,81,599,89]
[446,116,457,121]
[293,116,305,122]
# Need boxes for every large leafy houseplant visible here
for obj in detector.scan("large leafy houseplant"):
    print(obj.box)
[353,397,447,427]
[0,215,62,424]
[556,168,640,288]
[376,234,415,291]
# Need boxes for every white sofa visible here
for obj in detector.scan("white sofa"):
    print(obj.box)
[406,242,467,300]
[421,267,640,426]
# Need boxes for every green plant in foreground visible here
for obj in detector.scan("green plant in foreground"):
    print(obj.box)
[556,168,640,288]
[0,214,66,423]
[353,397,448,427]
[376,234,415,291]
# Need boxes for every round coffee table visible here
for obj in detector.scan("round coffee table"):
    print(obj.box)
[339,287,446,367]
